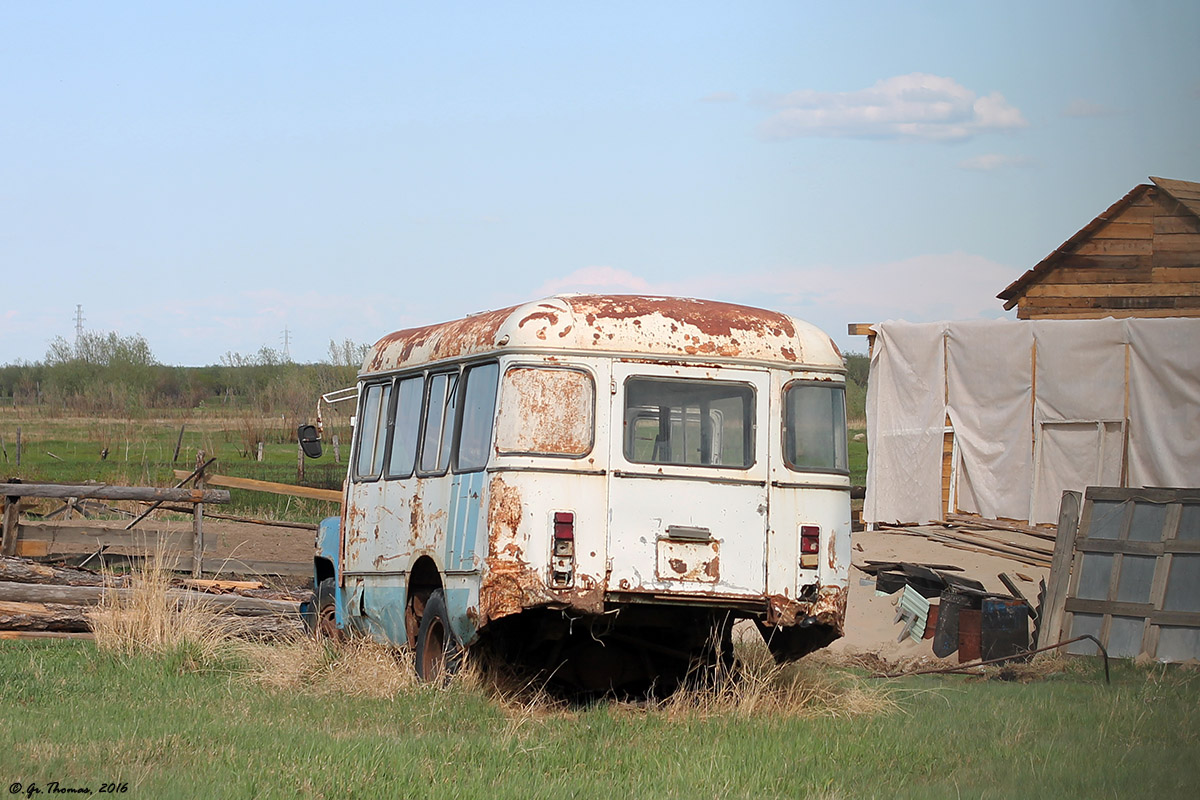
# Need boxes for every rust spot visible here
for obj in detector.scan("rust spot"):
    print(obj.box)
[477,475,553,625]
[558,325,573,338]
[668,558,687,574]
[765,585,848,635]
[704,557,720,579]
[780,346,797,362]
[568,295,797,339]
[519,310,559,328]
[367,304,515,372]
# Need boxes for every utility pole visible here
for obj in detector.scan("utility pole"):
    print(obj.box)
[281,326,292,362]
[74,305,85,344]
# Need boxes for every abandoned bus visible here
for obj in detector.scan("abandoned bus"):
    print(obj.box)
[306,294,851,692]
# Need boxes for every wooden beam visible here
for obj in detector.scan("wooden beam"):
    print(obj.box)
[1038,490,1081,649]
[1,494,19,557]
[0,580,300,616]
[173,471,342,503]
[15,523,194,550]
[847,323,876,336]
[0,484,230,504]
[1025,281,1200,298]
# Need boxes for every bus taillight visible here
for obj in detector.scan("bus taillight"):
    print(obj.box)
[800,525,820,569]
[552,512,575,587]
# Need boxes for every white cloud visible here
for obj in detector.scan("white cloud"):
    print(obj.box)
[761,73,1027,142]
[534,266,655,297]
[958,153,1035,171]
[1063,98,1116,117]
[700,91,739,103]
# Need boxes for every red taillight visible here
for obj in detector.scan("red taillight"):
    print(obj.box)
[552,511,576,588]
[800,525,820,554]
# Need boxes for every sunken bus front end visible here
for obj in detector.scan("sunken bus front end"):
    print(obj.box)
[318,295,850,692]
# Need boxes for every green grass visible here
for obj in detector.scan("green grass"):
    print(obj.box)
[1,641,1195,799]
[848,426,866,486]
[0,406,348,523]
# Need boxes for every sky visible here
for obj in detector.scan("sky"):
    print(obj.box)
[2,1,1198,365]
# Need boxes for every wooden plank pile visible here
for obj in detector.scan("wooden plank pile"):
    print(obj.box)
[0,556,307,641]
[875,516,1054,568]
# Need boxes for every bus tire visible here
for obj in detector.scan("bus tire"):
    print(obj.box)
[415,589,461,682]
[315,578,342,643]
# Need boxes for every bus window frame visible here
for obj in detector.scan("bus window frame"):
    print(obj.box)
[352,378,395,483]
[494,363,597,460]
[384,373,426,481]
[452,361,501,475]
[781,378,849,476]
[621,375,758,471]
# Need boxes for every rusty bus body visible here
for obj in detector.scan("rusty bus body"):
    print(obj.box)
[312,294,850,691]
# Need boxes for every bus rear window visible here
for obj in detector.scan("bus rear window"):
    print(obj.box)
[624,378,754,469]
[783,381,848,473]
[495,367,594,457]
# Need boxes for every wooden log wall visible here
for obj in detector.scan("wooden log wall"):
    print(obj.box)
[1016,187,1200,319]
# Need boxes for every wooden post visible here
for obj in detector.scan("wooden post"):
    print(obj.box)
[2,494,20,557]
[15,427,20,468]
[192,453,205,578]
[1038,490,1082,649]
[332,435,341,464]
[256,442,264,462]
[297,442,305,483]
[172,425,186,463]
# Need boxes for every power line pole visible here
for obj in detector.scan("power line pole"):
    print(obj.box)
[281,326,291,362]
[74,304,85,344]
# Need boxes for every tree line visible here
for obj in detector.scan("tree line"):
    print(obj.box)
[1,330,869,422]
[0,332,368,418]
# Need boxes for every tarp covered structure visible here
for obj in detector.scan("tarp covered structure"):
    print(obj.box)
[864,318,1200,525]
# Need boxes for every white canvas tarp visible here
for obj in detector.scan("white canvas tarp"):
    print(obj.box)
[1029,319,1128,523]
[863,321,946,525]
[1127,318,1200,489]
[946,321,1033,521]
[865,317,1200,526]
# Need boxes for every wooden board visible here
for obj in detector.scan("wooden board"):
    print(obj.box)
[16,523,199,550]
[173,471,342,504]
[1024,281,1200,298]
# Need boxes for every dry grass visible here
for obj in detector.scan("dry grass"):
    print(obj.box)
[234,636,420,698]
[655,638,898,720]
[87,551,239,665]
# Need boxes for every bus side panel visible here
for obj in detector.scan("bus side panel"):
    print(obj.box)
[476,470,609,626]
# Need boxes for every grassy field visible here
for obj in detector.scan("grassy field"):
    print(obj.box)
[0,638,1195,800]
[0,405,350,523]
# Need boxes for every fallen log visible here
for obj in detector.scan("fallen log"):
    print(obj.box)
[0,600,91,632]
[0,556,113,587]
[0,580,300,617]
[0,630,95,641]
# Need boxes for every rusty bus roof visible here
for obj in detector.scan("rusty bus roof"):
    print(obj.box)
[362,294,843,375]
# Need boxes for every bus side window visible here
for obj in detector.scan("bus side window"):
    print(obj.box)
[456,362,499,472]
[419,371,459,475]
[387,375,424,478]
[355,382,392,479]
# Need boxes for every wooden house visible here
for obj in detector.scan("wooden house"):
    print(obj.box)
[998,176,1200,319]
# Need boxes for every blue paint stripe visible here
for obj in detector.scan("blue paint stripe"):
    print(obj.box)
[446,473,462,565]
[463,471,483,566]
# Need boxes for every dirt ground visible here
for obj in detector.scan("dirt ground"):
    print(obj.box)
[37,518,1044,659]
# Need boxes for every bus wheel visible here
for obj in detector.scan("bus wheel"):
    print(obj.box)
[415,589,461,682]
[315,578,342,643]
